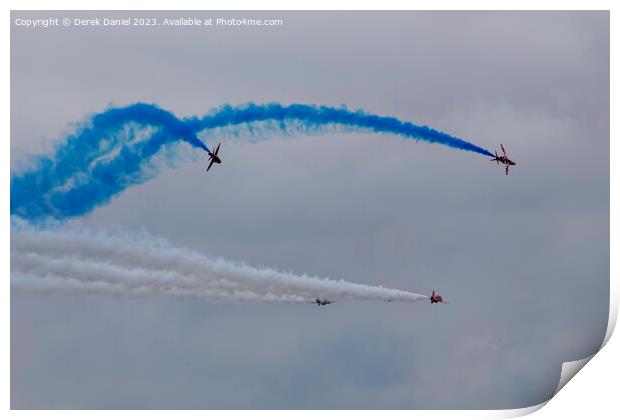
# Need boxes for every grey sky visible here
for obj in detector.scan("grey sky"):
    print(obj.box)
[11,11,609,409]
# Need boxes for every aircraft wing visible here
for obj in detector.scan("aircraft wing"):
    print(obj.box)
[501,144,507,157]
[207,159,215,172]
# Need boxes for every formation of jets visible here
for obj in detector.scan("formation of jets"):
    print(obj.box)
[205,142,516,176]
[205,141,515,307]
[309,291,448,307]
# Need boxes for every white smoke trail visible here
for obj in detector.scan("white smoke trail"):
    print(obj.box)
[10,270,304,302]
[10,222,429,304]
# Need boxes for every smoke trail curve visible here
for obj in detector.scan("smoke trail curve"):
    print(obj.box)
[11,102,493,222]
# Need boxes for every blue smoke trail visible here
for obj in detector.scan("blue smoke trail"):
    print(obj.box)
[186,103,493,157]
[11,103,211,221]
[11,102,493,222]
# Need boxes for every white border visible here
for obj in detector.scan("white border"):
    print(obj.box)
[3,1,616,419]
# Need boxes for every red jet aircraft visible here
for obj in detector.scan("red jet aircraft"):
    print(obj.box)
[490,144,516,175]
[430,290,446,304]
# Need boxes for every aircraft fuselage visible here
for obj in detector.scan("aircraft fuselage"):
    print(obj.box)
[495,156,515,166]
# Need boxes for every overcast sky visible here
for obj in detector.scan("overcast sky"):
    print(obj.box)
[11,11,609,409]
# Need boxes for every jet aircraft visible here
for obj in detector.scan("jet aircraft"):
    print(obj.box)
[206,142,222,172]
[430,290,446,304]
[490,144,516,175]
[312,298,334,306]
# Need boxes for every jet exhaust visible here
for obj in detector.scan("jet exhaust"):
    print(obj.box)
[11,222,430,305]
